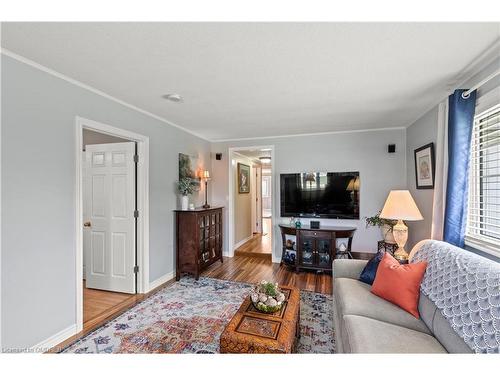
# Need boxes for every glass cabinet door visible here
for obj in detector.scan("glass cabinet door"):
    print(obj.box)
[300,237,315,266]
[317,239,331,268]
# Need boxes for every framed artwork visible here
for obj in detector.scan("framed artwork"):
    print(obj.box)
[237,163,251,194]
[414,143,435,189]
[179,153,201,190]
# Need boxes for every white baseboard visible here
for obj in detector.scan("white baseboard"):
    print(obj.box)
[233,235,253,251]
[31,324,77,353]
[147,271,175,292]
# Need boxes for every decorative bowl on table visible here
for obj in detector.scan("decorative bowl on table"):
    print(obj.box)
[250,280,287,313]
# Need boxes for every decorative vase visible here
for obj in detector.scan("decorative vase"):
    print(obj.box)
[181,195,189,210]
[381,224,396,244]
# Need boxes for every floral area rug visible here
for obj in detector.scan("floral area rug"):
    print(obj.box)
[61,277,335,354]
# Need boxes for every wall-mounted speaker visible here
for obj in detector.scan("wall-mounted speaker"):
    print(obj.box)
[388,144,396,153]
[215,153,222,160]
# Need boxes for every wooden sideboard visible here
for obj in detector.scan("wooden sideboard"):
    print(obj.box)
[279,224,356,272]
[175,207,224,280]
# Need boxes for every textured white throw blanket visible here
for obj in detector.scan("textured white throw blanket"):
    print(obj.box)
[411,240,500,354]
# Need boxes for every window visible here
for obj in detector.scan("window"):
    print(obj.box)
[466,103,500,255]
[262,176,271,198]
[300,172,328,190]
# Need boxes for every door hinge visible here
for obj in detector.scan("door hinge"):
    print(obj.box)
[133,154,139,163]
[134,210,139,218]
[134,265,139,273]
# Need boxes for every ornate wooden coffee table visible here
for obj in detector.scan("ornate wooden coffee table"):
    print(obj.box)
[220,286,300,353]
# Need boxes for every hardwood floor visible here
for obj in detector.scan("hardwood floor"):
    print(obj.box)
[203,255,333,294]
[234,218,272,259]
[83,281,135,324]
[203,250,371,295]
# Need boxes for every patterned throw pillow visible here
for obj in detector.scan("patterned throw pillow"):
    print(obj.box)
[359,251,384,285]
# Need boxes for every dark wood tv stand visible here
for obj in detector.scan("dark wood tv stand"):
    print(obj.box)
[279,224,356,273]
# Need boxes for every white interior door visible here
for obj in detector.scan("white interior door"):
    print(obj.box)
[84,142,136,294]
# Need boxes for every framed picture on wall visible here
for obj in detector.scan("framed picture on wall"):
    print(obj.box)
[414,143,435,189]
[179,153,201,191]
[238,163,251,194]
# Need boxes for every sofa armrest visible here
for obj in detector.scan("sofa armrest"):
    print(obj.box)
[333,259,368,280]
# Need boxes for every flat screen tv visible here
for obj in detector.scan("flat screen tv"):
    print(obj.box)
[280,172,360,219]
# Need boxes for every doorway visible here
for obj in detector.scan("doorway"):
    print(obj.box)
[82,129,137,326]
[261,167,272,237]
[229,147,274,260]
[75,117,150,332]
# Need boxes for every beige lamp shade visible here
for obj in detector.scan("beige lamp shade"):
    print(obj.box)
[202,170,211,180]
[346,177,360,191]
[379,190,423,221]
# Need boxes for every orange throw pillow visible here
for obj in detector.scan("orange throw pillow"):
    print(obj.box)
[371,252,427,318]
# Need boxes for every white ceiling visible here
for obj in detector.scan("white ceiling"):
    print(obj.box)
[2,23,499,141]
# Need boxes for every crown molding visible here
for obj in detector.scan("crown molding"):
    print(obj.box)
[211,126,406,143]
[0,48,211,142]
[451,38,500,90]
[404,37,500,128]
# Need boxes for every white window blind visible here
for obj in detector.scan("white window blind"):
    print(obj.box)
[466,104,500,255]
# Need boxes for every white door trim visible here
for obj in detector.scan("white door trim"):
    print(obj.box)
[228,145,275,260]
[75,116,150,332]
[250,165,257,234]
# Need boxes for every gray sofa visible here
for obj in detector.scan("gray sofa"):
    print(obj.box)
[332,239,499,353]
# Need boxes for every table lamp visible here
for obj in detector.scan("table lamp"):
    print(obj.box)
[202,170,211,209]
[379,190,423,261]
[346,176,360,216]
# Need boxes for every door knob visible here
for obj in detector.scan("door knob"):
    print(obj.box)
[83,221,91,227]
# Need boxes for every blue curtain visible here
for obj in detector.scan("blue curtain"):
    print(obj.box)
[443,89,477,247]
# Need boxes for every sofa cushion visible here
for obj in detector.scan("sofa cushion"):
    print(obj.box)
[343,315,447,353]
[334,278,431,334]
[333,259,368,280]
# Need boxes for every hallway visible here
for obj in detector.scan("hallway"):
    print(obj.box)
[234,217,272,259]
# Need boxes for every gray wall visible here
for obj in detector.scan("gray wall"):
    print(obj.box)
[233,154,254,244]
[211,128,407,261]
[406,107,439,249]
[1,56,211,348]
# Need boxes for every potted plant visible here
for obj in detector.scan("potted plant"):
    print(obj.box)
[177,177,196,210]
[365,212,397,244]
